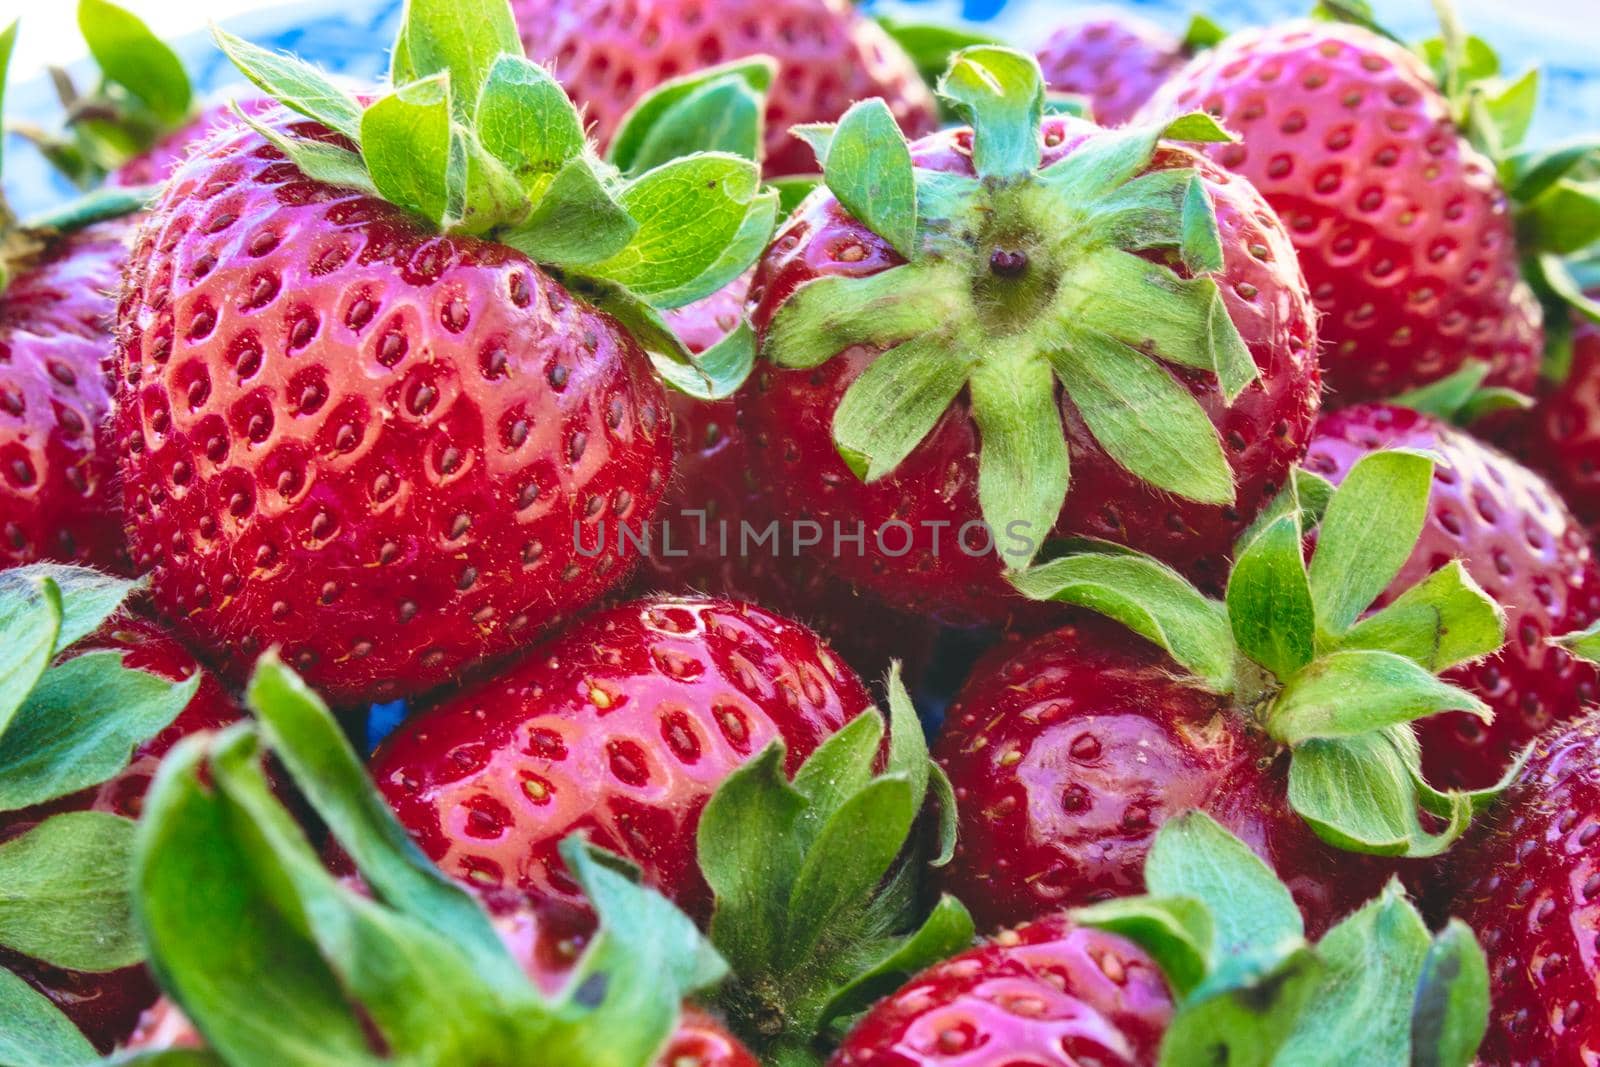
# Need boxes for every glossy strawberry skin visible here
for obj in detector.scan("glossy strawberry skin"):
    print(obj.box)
[934,616,1393,940]
[511,0,938,178]
[828,914,1172,1067]
[1036,10,1186,126]
[1306,404,1600,791]
[368,595,870,920]
[1498,307,1600,545]
[1,220,136,573]
[125,890,757,1065]
[1140,21,1542,404]
[644,281,938,683]
[0,618,242,1053]
[747,118,1320,624]
[113,110,673,704]
[1448,713,1600,1067]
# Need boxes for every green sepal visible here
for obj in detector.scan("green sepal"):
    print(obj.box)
[1071,895,1213,997]
[362,75,455,228]
[969,351,1070,571]
[818,98,918,260]
[642,186,778,310]
[78,0,192,124]
[874,17,1001,87]
[0,811,139,972]
[699,674,966,1058]
[567,277,753,399]
[832,334,970,480]
[1011,547,1237,692]
[0,573,62,739]
[1506,137,1600,206]
[0,967,99,1067]
[1143,811,1304,956]
[1226,512,1316,680]
[231,104,379,197]
[0,563,137,661]
[496,156,637,267]
[1532,252,1600,330]
[1411,920,1491,1067]
[936,46,1044,179]
[1556,617,1600,663]
[473,55,586,201]
[1182,13,1229,51]
[1390,360,1533,425]
[1307,449,1436,641]
[211,26,364,142]
[608,58,775,175]
[1268,650,1490,746]
[0,19,16,186]
[771,176,820,215]
[1518,178,1600,257]
[1160,946,1322,1067]
[1180,176,1225,273]
[761,265,961,370]
[1340,561,1506,673]
[390,0,522,122]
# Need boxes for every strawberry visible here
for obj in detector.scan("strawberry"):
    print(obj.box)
[124,894,757,1066]
[644,277,939,681]
[1495,295,1600,545]
[746,48,1319,624]
[1448,711,1600,1066]
[1036,9,1220,126]
[835,813,1492,1067]
[1305,403,1600,791]
[368,594,871,917]
[943,447,1512,938]
[1,217,133,573]
[829,912,1173,1067]
[0,565,241,1052]
[1138,20,1544,404]
[510,0,939,177]
[113,2,775,703]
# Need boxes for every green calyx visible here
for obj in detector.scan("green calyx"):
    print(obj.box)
[1389,359,1533,427]
[9,0,195,191]
[214,0,779,400]
[1075,812,1490,1067]
[1555,617,1600,664]
[1013,449,1512,859]
[131,653,726,1067]
[0,565,201,1055]
[767,45,1251,570]
[698,664,970,1066]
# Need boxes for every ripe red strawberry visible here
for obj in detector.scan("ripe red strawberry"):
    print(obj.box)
[1138,21,1542,404]
[645,278,939,681]
[1448,712,1600,1066]
[124,893,758,1065]
[0,575,242,1053]
[511,0,938,177]
[115,4,773,703]
[368,594,870,917]
[934,615,1392,939]
[828,914,1173,1067]
[1305,403,1600,790]
[1496,303,1600,545]
[1036,10,1190,126]
[748,58,1320,624]
[1,219,134,573]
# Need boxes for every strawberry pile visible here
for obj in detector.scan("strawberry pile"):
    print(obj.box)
[0,0,1598,1064]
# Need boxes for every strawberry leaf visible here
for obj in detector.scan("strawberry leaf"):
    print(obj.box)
[814,894,974,1025]
[1049,328,1235,506]
[0,650,199,811]
[393,0,522,121]
[1339,561,1505,672]
[1180,176,1225,273]
[211,26,364,142]
[762,265,961,370]
[473,56,585,199]
[0,576,62,744]
[819,98,918,260]
[649,320,757,402]
[1226,512,1316,680]
[640,187,778,310]
[937,46,1045,179]
[1144,812,1304,956]
[1558,618,1600,663]
[1307,449,1436,640]
[498,156,637,267]
[361,76,455,228]
[1412,920,1491,1067]
[1072,895,1214,997]
[77,0,191,124]
[874,18,1001,87]
[0,563,136,657]
[614,74,765,177]
[1267,649,1490,745]
[0,811,139,971]
[1160,946,1322,1067]
[1011,548,1238,692]
[609,57,776,174]
[0,967,99,1067]
[969,351,1071,569]
[135,729,386,1066]
[231,105,378,196]
[834,334,974,481]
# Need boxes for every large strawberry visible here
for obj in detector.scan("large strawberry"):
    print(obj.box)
[1138,19,1546,404]
[0,565,240,1052]
[1448,710,1600,1066]
[644,277,939,681]
[113,0,776,703]
[746,47,1319,624]
[834,813,1492,1067]
[1036,9,1222,126]
[942,447,1512,938]
[510,0,938,178]
[368,594,868,916]
[1305,403,1600,791]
